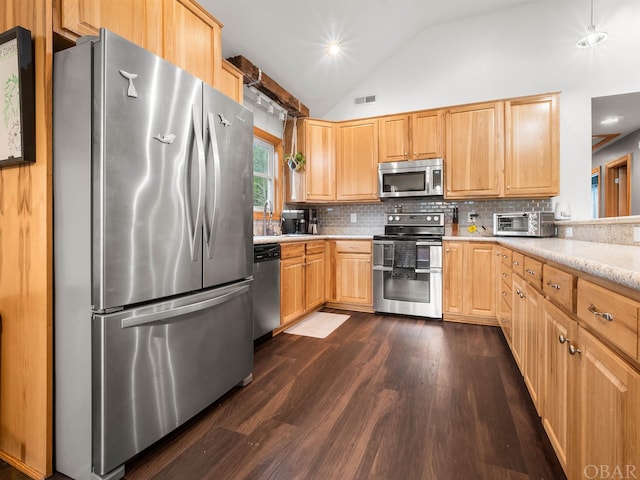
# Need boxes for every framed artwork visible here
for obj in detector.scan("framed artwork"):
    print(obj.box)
[0,26,34,168]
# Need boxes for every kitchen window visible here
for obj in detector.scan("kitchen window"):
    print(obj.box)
[253,127,282,219]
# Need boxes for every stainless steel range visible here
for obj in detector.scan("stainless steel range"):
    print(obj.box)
[373,212,443,319]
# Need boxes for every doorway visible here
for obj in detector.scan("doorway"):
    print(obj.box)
[591,167,600,218]
[604,154,631,217]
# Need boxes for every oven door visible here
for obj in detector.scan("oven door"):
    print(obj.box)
[373,240,442,318]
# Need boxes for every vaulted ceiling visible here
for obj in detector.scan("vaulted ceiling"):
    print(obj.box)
[200,0,540,117]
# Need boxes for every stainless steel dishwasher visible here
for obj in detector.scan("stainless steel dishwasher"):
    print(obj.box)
[253,243,281,340]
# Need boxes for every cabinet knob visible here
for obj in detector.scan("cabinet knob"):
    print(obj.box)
[526,268,536,276]
[513,260,520,266]
[445,248,450,252]
[568,344,582,356]
[587,304,613,321]
[558,334,569,344]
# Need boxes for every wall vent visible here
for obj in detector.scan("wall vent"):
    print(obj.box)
[354,94,376,105]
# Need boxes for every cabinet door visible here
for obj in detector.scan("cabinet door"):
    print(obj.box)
[163,0,222,87]
[335,253,372,305]
[541,299,572,474]
[571,327,640,480]
[220,60,243,102]
[304,120,336,201]
[445,102,504,198]
[443,242,464,315]
[411,109,443,159]
[512,274,526,370]
[336,119,378,201]
[523,283,541,410]
[305,252,325,311]
[505,94,559,197]
[57,0,163,56]
[378,115,410,162]
[465,243,496,317]
[280,256,305,325]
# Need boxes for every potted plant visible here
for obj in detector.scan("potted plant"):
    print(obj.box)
[285,152,306,172]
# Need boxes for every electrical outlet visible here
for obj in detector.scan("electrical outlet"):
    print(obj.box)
[634,227,640,242]
[350,213,357,223]
[566,227,573,238]
[467,212,477,223]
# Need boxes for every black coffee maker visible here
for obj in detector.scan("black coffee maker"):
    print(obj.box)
[281,209,308,234]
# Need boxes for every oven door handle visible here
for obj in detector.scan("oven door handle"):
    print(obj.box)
[416,241,442,247]
[373,265,392,272]
[415,268,442,274]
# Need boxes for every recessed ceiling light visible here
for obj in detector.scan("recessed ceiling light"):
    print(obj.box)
[327,42,341,56]
[600,117,620,125]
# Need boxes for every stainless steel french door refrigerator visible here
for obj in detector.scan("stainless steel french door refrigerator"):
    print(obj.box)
[54,29,254,480]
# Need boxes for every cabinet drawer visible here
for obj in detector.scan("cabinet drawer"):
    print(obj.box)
[335,240,372,254]
[500,281,512,309]
[543,264,576,312]
[499,247,512,268]
[511,251,524,277]
[281,242,305,259]
[523,256,542,290]
[305,241,325,255]
[577,279,639,359]
[500,263,512,285]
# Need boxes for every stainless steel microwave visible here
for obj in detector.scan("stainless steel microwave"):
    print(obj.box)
[378,158,444,199]
[493,211,556,237]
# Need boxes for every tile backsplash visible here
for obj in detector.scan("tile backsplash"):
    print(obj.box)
[307,198,553,235]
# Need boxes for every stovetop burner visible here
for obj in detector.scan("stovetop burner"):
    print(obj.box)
[378,211,445,239]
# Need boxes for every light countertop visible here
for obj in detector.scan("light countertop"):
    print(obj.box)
[444,235,640,292]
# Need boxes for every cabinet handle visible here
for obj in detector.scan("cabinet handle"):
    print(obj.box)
[496,252,501,257]
[525,268,536,276]
[516,289,525,299]
[546,281,560,290]
[568,344,582,356]
[558,334,569,344]
[513,260,520,266]
[587,304,613,322]
[445,248,450,253]
[502,254,508,259]
[502,291,508,296]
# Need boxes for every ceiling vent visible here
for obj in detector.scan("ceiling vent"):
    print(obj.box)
[354,94,376,106]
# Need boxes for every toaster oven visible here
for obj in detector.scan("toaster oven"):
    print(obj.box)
[493,211,555,237]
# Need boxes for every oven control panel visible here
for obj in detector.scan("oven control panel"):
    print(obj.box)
[385,212,444,227]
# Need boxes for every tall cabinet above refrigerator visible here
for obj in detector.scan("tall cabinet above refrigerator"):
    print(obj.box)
[54,29,254,480]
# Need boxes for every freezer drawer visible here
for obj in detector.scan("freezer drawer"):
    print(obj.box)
[92,280,253,476]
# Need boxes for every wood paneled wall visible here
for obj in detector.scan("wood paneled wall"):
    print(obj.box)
[0,1,53,479]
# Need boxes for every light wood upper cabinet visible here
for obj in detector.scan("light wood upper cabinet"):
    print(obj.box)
[411,109,444,160]
[336,119,379,201]
[504,94,559,197]
[220,59,244,103]
[378,110,443,163]
[378,114,410,162]
[445,101,504,198]
[162,0,222,87]
[303,120,336,202]
[56,0,164,56]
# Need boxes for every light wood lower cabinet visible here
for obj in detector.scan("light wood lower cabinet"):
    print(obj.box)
[443,241,497,325]
[327,240,372,308]
[280,241,325,326]
[569,326,640,480]
[541,299,572,475]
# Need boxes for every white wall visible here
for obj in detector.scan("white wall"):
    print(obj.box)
[323,0,640,220]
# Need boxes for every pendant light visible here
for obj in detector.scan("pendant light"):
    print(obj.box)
[576,0,608,48]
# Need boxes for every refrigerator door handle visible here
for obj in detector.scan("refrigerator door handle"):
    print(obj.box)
[204,112,221,259]
[120,283,250,328]
[185,105,206,261]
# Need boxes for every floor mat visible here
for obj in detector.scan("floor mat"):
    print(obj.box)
[284,311,350,339]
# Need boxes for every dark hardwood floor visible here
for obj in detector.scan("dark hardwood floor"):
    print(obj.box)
[32,311,565,479]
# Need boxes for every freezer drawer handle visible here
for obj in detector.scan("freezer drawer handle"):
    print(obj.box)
[120,284,250,328]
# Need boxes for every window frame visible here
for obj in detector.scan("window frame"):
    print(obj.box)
[253,127,283,221]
